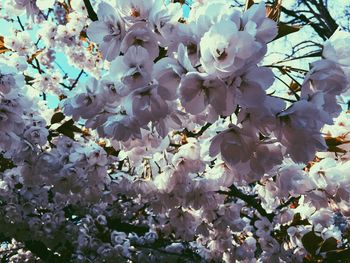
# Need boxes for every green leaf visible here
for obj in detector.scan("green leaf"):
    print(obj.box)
[56,119,82,140]
[301,231,324,255]
[25,240,51,261]
[103,146,120,157]
[320,237,338,253]
[51,112,65,125]
[0,154,16,173]
[325,136,350,153]
[290,213,310,226]
[24,74,35,85]
[326,248,350,261]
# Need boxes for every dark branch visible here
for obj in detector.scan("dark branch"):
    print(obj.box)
[276,196,300,210]
[69,69,85,90]
[281,0,339,40]
[218,184,274,222]
[183,122,212,138]
[16,16,25,31]
[83,0,98,22]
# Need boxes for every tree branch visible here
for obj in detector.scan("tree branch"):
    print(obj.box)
[83,0,98,22]
[183,122,212,138]
[218,184,274,222]
[69,69,84,90]
[281,0,339,40]
[16,16,25,31]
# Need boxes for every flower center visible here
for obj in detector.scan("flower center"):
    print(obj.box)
[216,48,227,61]
[131,7,140,18]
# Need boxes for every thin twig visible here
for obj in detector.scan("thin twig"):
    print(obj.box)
[69,69,85,90]
[268,94,297,103]
[16,16,25,31]
[274,75,301,100]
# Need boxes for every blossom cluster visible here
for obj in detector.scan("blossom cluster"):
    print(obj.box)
[1,0,350,262]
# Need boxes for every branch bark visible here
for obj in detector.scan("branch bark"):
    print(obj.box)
[83,0,98,22]
[218,184,275,222]
[281,0,339,40]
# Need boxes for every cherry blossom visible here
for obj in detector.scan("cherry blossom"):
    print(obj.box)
[87,2,125,61]
[0,0,350,262]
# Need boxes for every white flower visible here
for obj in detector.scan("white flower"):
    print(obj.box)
[276,164,316,197]
[323,30,350,67]
[124,84,169,125]
[109,46,153,93]
[258,236,280,254]
[255,217,273,237]
[276,94,334,163]
[153,57,184,101]
[279,94,333,131]
[111,231,127,245]
[242,2,278,43]
[209,125,257,168]
[235,66,274,110]
[323,29,350,95]
[98,78,123,107]
[12,0,39,16]
[302,60,347,97]
[86,145,108,166]
[23,126,48,146]
[32,72,62,94]
[116,0,155,22]
[120,23,159,61]
[87,2,125,61]
[179,72,235,115]
[0,64,24,94]
[153,166,174,193]
[62,78,105,121]
[36,0,55,10]
[200,19,263,78]
[103,114,142,142]
[310,208,334,228]
[148,2,182,46]
[242,142,283,182]
[37,21,57,47]
[4,31,35,56]
[189,0,241,38]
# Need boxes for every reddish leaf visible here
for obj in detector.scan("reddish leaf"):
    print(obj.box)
[27,49,45,63]
[274,23,301,40]
[245,0,255,10]
[0,36,11,54]
[266,0,282,22]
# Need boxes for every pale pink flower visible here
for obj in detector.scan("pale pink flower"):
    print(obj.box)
[200,19,263,78]
[87,2,125,61]
[179,72,234,115]
[209,125,257,168]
